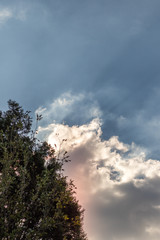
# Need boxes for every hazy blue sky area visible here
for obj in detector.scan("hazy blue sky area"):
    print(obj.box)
[1,1,160,239]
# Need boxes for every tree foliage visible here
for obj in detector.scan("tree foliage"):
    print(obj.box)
[0,100,87,240]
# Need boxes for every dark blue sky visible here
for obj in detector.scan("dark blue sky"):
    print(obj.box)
[1,1,160,239]
[1,0,160,158]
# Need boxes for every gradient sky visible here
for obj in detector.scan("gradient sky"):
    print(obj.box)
[1,1,160,239]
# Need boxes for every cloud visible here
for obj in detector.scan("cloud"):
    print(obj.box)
[35,92,160,239]
[35,92,102,126]
[37,114,160,240]
[0,8,12,24]
[0,6,27,26]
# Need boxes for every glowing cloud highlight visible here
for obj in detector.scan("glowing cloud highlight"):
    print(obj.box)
[36,93,160,240]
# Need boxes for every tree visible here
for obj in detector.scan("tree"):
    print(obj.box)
[0,100,87,240]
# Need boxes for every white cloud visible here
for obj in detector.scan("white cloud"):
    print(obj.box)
[38,117,160,240]
[0,8,12,24]
[36,92,160,240]
[40,118,160,188]
[36,92,85,123]
[0,6,28,26]
[35,92,102,125]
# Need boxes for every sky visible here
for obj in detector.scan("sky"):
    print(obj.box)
[1,0,160,239]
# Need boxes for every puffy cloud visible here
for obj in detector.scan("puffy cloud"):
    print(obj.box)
[36,93,160,239]
[38,116,160,240]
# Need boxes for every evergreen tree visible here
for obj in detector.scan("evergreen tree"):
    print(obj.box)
[0,100,87,240]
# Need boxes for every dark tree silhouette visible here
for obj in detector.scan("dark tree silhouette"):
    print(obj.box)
[0,100,87,240]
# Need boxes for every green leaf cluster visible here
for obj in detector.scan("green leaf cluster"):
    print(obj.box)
[0,100,87,240]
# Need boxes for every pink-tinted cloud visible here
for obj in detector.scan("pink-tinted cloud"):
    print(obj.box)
[38,116,160,240]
